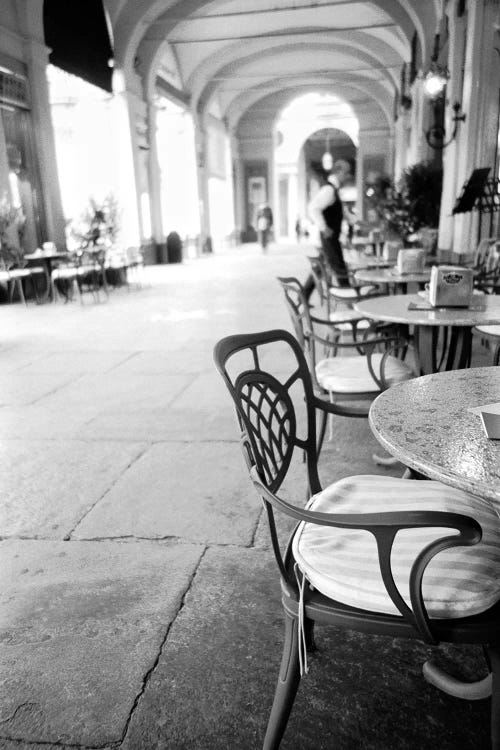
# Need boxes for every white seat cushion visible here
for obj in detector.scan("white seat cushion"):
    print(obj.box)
[475,324,500,337]
[316,353,413,393]
[293,475,500,619]
[328,310,371,333]
[328,310,371,326]
[329,285,374,299]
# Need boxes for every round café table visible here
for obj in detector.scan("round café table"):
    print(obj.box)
[24,251,73,301]
[354,266,431,294]
[369,366,500,505]
[355,293,500,374]
[369,366,500,700]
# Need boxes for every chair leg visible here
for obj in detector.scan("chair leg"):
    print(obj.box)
[317,408,328,456]
[263,610,302,750]
[488,644,500,750]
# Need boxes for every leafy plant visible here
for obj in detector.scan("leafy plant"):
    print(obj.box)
[69,193,121,249]
[0,194,26,268]
[374,162,443,243]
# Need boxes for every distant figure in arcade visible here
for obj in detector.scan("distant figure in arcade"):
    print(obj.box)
[304,159,352,300]
[256,203,273,252]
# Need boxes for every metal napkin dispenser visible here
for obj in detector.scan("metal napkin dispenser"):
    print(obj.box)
[428,265,474,307]
[396,248,426,274]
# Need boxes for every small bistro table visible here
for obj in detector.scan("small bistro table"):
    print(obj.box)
[369,366,500,506]
[355,293,500,374]
[353,266,431,294]
[369,366,500,700]
[24,250,74,302]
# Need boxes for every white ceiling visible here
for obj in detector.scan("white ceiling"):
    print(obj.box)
[106,0,441,131]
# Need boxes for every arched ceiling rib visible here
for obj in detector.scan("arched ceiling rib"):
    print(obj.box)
[107,1,439,133]
[228,79,394,136]
[191,36,404,123]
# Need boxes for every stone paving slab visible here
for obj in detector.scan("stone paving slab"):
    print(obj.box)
[0,540,204,747]
[79,403,239,442]
[0,348,48,373]
[35,373,193,414]
[73,441,258,545]
[0,373,79,407]
[0,404,104,440]
[0,440,146,538]
[121,545,489,750]
[16,350,133,375]
[111,347,216,375]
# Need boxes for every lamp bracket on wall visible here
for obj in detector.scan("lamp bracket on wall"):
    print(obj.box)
[425,100,466,150]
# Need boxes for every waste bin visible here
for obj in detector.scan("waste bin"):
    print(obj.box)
[166,231,183,263]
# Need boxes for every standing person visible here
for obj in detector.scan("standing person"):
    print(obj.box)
[256,203,273,252]
[304,160,352,299]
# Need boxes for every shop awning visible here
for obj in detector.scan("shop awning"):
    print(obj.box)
[43,0,114,93]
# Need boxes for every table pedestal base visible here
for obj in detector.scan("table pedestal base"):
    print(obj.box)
[415,326,472,374]
[423,660,492,700]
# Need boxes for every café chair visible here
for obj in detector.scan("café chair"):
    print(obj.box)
[50,254,82,303]
[125,245,145,289]
[0,253,42,305]
[76,247,109,302]
[277,276,413,450]
[306,254,379,314]
[470,239,500,294]
[213,328,500,750]
[473,325,500,365]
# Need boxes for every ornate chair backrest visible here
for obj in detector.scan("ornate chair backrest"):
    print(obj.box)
[213,329,321,499]
[277,276,333,392]
[306,255,330,311]
[474,237,496,271]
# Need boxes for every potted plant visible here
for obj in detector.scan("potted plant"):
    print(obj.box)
[377,161,443,249]
[0,194,26,269]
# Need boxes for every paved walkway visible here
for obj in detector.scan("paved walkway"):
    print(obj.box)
[0,244,491,749]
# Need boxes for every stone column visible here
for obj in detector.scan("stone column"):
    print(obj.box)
[438,0,467,253]
[109,70,141,248]
[355,138,365,219]
[23,39,66,248]
[147,102,165,253]
[450,0,500,258]
[194,126,211,250]
[232,150,245,242]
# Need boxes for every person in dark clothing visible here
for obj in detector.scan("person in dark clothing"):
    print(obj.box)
[256,203,273,251]
[304,160,352,300]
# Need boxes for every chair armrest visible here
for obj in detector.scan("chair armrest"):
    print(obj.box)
[250,465,481,642]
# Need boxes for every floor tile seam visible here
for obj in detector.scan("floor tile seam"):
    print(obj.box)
[25,373,89,407]
[63,445,152,540]
[119,544,209,745]
[249,505,265,548]
[45,536,264,548]
[0,733,116,750]
[0,437,241,444]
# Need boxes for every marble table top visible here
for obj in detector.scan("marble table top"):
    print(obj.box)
[354,267,431,284]
[369,366,500,505]
[355,293,500,327]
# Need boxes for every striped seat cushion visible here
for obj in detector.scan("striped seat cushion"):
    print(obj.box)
[316,353,414,393]
[329,285,375,299]
[292,475,500,619]
[328,310,371,333]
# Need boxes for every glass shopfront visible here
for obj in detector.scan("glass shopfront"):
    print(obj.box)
[0,68,44,253]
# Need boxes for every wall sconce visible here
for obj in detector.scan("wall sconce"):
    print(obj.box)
[423,67,466,149]
[423,33,466,150]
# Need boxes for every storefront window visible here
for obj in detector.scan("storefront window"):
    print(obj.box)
[0,86,44,252]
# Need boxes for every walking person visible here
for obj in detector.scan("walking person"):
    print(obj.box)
[303,159,352,301]
[256,203,273,252]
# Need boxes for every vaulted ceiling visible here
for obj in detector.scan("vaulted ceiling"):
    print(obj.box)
[106,1,441,132]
